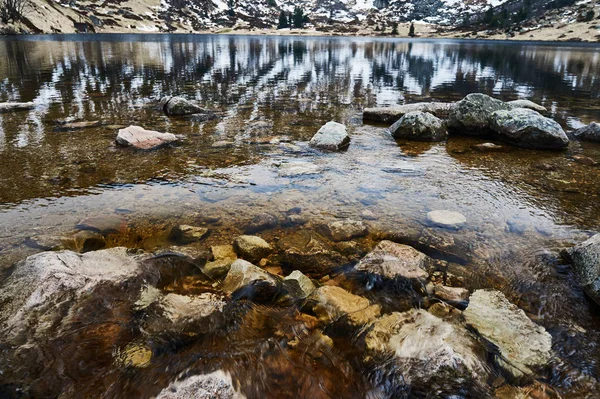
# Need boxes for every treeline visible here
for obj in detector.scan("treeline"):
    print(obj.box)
[277,7,309,29]
[479,0,586,29]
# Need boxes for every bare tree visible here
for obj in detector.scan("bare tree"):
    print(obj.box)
[0,0,32,24]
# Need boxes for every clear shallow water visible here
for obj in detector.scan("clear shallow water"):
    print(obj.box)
[1,34,600,397]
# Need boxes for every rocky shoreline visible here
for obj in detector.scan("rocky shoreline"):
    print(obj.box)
[1,92,600,397]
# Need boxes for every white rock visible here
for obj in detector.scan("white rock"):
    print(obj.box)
[309,121,350,151]
[116,125,179,150]
[156,370,245,399]
[427,210,467,229]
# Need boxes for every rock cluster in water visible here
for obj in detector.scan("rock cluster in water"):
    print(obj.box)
[363,93,579,150]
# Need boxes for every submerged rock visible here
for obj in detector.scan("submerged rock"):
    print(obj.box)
[310,285,381,329]
[363,102,454,123]
[309,121,350,151]
[155,370,244,399]
[0,102,35,112]
[56,120,102,131]
[363,309,489,383]
[472,142,509,152]
[76,214,127,234]
[566,234,600,305]
[203,245,237,278]
[116,125,179,150]
[222,259,280,301]
[573,122,600,142]
[161,96,206,117]
[0,248,145,343]
[233,235,273,263]
[277,230,346,277]
[389,111,448,142]
[317,219,368,242]
[489,108,569,149]
[171,225,209,244]
[354,240,430,282]
[508,99,547,113]
[463,289,553,380]
[447,93,511,135]
[245,213,279,233]
[433,285,470,308]
[427,210,467,230]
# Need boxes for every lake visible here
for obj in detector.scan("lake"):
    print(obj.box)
[1,34,600,398]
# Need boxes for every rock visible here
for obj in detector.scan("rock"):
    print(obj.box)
[508,99,547,113]
[489,108,569,149]
[70,230,106,252]
[0,102,35,112]
[573,122,600,142]
[26,234,65,251]
[283,270,316,299]
[245,213,279,233]
[426,210,467,230]
[433,285,469,308]
[161,96,206,116]
[171,225,209,244]
[76,214,127,234]
[573,155,598,166]
[232,235,273,263]
[212,140,235,148]
[222,259,280,301]
[56,120,101,131]
[354,240,430,281]
[118,343,152,368]
[143,292,225,335]
[116,126,179,150]
[362,310,489,391]
[317,219,368,242]
[566,234,600,305]
[472,142,508,152]
[310,286,381,328]
[203,245,237,278]
[463,289,553,380]
[277,230,346,277]
[363,102,454,124]
[389,111,448,142]
[155,370,244,399]
[309,121,350,151]
[447,93,511,135]
[0,248,145,342]
[277,162,321,177]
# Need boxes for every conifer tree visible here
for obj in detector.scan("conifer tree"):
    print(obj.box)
[408,22,415,37]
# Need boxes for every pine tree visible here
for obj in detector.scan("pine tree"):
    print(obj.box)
[288,12,293,28]
[408,22,415,37]
[375,25,380,32]
[277,11,288,29]
[391,22,398,35]
[293,7,305,28]
[267,0,277,7]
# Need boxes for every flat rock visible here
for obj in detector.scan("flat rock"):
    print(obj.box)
[233,235,273,263]
[309,121,350,151]
[310,285,381,328]
[508,99,547,113]
[156,370,244,399]
[0,102,35,112]
[447,93,512,135]
[277,162,321,177]
[389,111,448,142]
[489,108,569,149]
[171,225,209,243]
[57,120,101,131]
[116,125,179,150]
[566,234,600,305]
[573,122,600,142]
[472,142,508,152]
[317,219,368,242]
[363,102,454,123]
[354,240,429,281]
[463,289,553,379]
[427,210,467,230]
[277,230,345,277]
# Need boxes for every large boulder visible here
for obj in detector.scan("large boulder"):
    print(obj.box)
[309,121,350,151]
[353,240,430,282]
[463,289,553,380]
[363,102,454,124]
[447,93,512,135]
[116,126,179,150]
[277,230,346,277]
[155,370,244,399]
[363,309,490,389]
[489,108,569,149]
[309,286,381,329]
[565,234,600,305]
[508,99,547,113]
[389,111,448,142]
[160,96,206,116]
[0,248,145,343]
[573,122,600,142]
